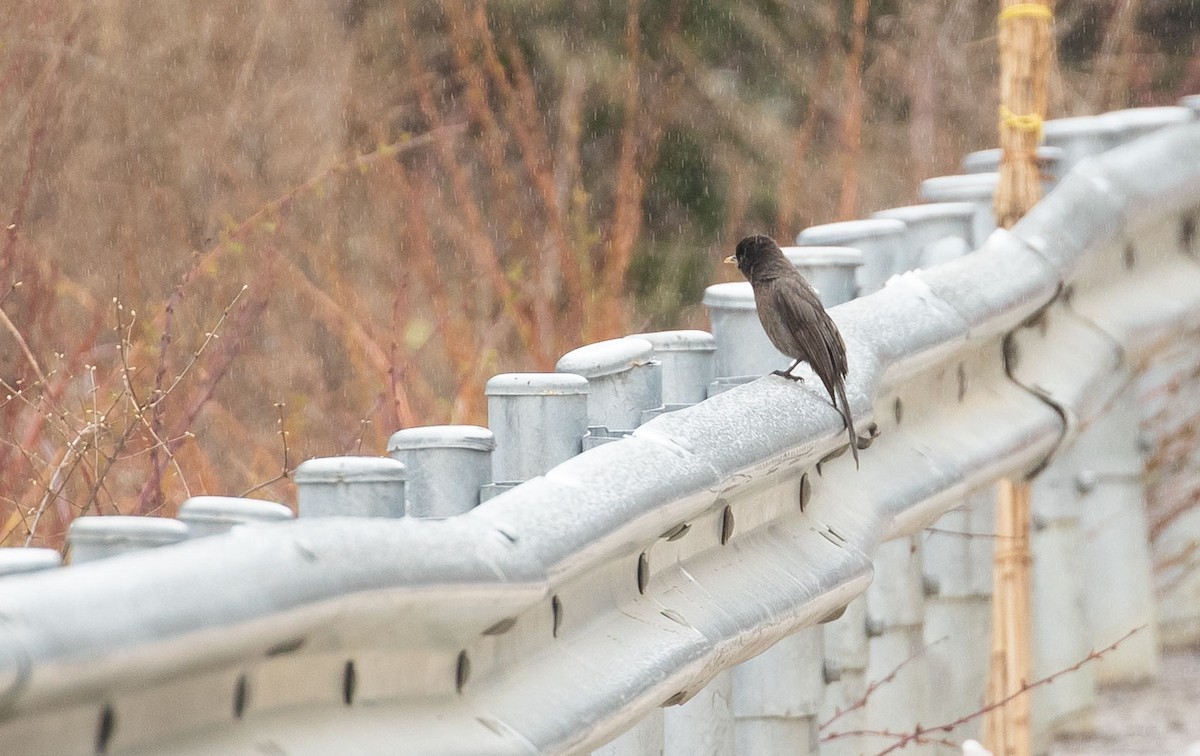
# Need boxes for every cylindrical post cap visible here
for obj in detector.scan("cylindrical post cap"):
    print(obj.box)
[487,372,589,483]
[796,218,906,245]
[701,281,756,310]
[555,337,655,379]
[68,516,190,547]
[872,203,977,224]
[485,372,589,397]
[387,425,496,452]
[961,146,1064,174]
[0,548,62,577]
[919,173,999,202]
[178,496,294,527]
[781,246,864,267]
[1101,105,1193,131]
[295,457,406,519]
[632,330,717,406]
[1043,115,1114,139]
[631,330,716,353]
[293,456,407,484]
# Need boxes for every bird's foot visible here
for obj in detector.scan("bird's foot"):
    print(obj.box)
[770,370,804,382]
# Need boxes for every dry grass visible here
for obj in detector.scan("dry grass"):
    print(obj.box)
[1,0,1195,548]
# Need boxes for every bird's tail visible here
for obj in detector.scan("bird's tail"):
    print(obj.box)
[834,378,860,469]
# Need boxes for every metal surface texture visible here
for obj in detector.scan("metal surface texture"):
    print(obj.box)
[781,246,864,307]
[387,425,496,518]
[0,113,1197,755]
[872,203,976,270]
[795,218,908,294]
[176,496,295,538]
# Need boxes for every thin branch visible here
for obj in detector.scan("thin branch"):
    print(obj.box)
[822,626,1145,755]
[147,285,248,410]
[23,422,96,546]
[132,286,247,514]
[0,288,47,385]
[26,375,132,544]
[239,402,291,497]
[925,527,1014,540]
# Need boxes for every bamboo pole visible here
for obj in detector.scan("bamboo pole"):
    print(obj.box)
[985,480,1034,756]
[993,0,1054,228]
[986,2,1054,754]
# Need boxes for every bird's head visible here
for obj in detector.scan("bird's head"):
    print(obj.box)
[725,234,783,279]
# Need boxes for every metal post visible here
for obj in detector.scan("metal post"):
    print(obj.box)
[871,203,977,269]
[387,425,495,518]
[67,516,190,564]
[922,489,996,742]
[177,496,294,537]
[592,711,664,756]
[820,597,869,756]
[961,146,1065,194]
[780,246,863,306]
[1074,394,1161,683]
[1101,106,1194,149]
[484,372,589,491]
[630,330,716,408]
[293,456,407,518]
[1042,116,1114,173]
[556,337,663,447]
[1028,466,1095,747]
[663,670,734,756]
[864,536,929,745]
[1181,94,1200,117]
[733,627,825,755]
[918,173,999,248]
[795,218,908,294]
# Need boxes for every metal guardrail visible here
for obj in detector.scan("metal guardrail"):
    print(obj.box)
[1,104,1198,755]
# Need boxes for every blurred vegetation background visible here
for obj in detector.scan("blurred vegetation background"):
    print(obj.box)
[1,0,1197,546]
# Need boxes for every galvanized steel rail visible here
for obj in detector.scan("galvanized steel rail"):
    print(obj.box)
[1,107,1199,755]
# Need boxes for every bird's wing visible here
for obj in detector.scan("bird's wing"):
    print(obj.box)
[768,277,845,401]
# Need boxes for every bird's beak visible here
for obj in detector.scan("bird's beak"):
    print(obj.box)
[723,254,736,265]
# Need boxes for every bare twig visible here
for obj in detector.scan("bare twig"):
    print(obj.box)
[148,285,248,410]
[239,402,291,497]
[925,527,1014,540]
[0,288,47,385]
[133,286,247,514]
[822,626,1145,755]
[23,421,97,546]
[26,375,132,545]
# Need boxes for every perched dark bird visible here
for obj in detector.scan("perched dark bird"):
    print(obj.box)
[726,234,860,467]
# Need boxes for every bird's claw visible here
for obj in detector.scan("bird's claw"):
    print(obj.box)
[770,369,804,382]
